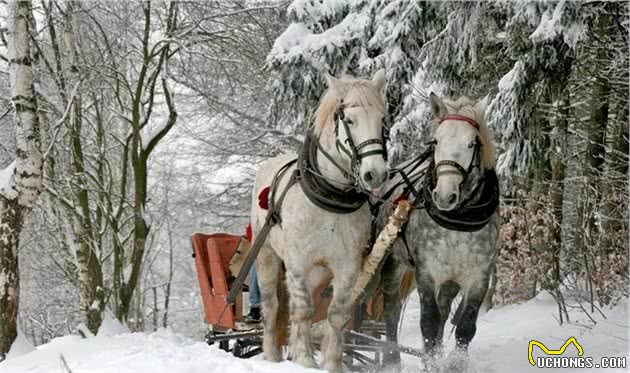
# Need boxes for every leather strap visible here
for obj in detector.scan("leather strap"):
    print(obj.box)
[226,165,299,305]
[435,159,469,178]
[400,224,416,267]
[298,131,368,213]
[439,114,479,130]
[334,106,386,169]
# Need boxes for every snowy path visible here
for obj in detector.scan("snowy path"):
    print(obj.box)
[2,294,627,373]
[399,293,628,373]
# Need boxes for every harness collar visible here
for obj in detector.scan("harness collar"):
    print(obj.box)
[422,167,499,232]
[297,130,369,213]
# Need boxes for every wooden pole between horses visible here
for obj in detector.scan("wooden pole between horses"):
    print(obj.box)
[351,200,411,304]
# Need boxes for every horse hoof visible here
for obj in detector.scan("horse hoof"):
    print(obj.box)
[443,348,468,372]
[382,351,401,372]
[295,355,317,369]
[380,362,401,373]
[264,354,282,363]
[323,361,343,373]
[263,348,282,362]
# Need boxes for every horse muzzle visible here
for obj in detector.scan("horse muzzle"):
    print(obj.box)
[432,187,459,211]
[361,166,388,192]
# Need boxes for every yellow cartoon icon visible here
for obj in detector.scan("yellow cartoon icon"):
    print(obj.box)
[528,337,584,366]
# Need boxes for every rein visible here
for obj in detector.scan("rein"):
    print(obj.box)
[372,114,498,256]
[298,130,369,213]
[296,101,388,214]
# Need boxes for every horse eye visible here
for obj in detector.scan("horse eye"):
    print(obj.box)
[468,142,475,148]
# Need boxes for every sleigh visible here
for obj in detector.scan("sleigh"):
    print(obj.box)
[191,221,423,370]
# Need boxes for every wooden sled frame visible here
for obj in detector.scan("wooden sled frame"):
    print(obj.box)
[191,233,243,330]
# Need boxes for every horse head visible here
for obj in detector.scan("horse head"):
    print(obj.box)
[314,70,388,192]
[429,93,496,211]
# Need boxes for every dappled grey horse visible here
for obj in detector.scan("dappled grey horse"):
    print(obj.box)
[377,94,500,370]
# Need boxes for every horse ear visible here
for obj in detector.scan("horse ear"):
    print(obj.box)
[476,95,489,115]
[429,92,446,120]
[372,69,386,91]
[325,73,343,94]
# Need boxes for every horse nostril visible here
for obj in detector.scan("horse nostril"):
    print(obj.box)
[448,193,457,205]
[380,170,388,183]
[363,171,374,183]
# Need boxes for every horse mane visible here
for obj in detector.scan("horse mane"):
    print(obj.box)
[434,96,496,170]
[312,76,385,139]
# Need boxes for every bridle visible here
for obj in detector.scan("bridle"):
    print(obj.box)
[431,114,482,188]
[296,101,388,213]
[335,102,387,160]
[324,101,388,188]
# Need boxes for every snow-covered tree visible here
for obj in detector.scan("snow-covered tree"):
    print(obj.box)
[267,0,442,163]
[269,0,628,309]
[8,0,288,341]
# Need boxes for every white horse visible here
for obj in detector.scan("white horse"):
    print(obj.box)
[251,70,388,372]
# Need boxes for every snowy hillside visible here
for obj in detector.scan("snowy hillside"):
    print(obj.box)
[2,293,627,373]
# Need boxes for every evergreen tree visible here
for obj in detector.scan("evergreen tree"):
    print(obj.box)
[268,0,628,307]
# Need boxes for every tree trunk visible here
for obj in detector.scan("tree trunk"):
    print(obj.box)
[600,100,629,252]
[0,0,42,358]
[162,195,174,328]
[64,0,104,335]
[115,2,178,322]
[584,10,612,253]
[0,199,21,359]
[549,90,569,287]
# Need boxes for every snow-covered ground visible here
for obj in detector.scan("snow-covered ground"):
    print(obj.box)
[2,293,628,373]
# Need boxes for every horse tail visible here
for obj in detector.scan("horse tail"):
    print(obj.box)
[369,270,416,321]
[274,269,290,348]
[368,290,384,320]
[399,271,415,300]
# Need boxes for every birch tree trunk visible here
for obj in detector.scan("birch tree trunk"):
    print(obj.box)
[0,0,42,358]
[63,0,105,335]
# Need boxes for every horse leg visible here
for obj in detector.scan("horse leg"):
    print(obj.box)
[285,268,317,368]
[380,254,405,367]
[436,281,460,341]
[441,276,489,373]
[323,266,358,373]
[416,272,442,357]
[455,276,489,351]
[256,245,283,362]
